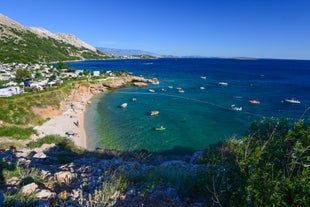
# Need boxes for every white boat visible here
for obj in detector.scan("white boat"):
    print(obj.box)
[285,98,301,104]
[200,86,205,90]
[231,104,242,111]
[168,86,173,89]
[155,126,166,131]
[218,82,228,86]
[150,110,159,116]
[178,89,185,93]
[119,103,128,108]
[201,76,207,79]
[148,89,155,93]
[132,98,137,102]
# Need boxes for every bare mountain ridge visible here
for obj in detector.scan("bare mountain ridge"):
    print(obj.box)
[29,27,97,52]
[0,13,109,63]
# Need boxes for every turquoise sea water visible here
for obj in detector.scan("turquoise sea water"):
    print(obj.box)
[69,58,310,155]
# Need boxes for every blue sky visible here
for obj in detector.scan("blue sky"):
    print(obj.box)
[1,0,310,59]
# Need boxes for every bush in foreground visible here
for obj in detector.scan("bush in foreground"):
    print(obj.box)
[200,118,310,206]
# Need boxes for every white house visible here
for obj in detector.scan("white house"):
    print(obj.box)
[93,71,100,77]
[30,80,48,88]
[0,74,11,81]
[0,87,23,97]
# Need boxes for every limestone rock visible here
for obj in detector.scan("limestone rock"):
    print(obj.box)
[21,182,38,196]
[33,151,47,159]
[133,82,148,87]
[54,171,76,186]
[39,143,57,153]
[58,190,70,200]
[6,176,20,187]
[36,189,56,199]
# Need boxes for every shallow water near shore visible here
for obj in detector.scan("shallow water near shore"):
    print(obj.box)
[71,58,310,155]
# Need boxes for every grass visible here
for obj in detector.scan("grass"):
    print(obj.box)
[0,80,75,126]
[28,135,83,164]
[28,135,78,151]
[3,192,38,207]
[90,174,130,206]
[0,139,27,150]
[0,126,36,140]
[2,163,44,187]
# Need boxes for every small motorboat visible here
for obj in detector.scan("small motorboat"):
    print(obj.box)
[132,98,137,102]
[285,98,301,104]
[155,126,166,131]
[161,88,167,92]
[148,89,156,93]
[231,104,242,111]
[249,99,260,104]
[201,76,207,80]
[178,89,185,93]
[119,103,128,108]
[150,110,159,116]
[200,86,205,90]
[168,86,173,89]
[218,82,228,86]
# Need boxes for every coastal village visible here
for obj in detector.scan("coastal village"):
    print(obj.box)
[0,62,159,97]
[0,62,106,97]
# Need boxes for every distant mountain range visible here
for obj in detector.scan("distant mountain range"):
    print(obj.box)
[96,47,160,57]
[0,13,113,63]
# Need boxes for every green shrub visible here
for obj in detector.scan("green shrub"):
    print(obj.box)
[3,192,38,207]
[91,174,129,206]
[2,163,44,186]
[28,135,78,151]
[201,119,310,206]
[0,126,35,140]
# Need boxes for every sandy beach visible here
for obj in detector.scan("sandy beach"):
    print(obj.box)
[34,84,103,149]
[33,76,151,149]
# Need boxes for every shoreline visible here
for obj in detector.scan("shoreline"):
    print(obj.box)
[34,89,95,149]
[34,75,155,149]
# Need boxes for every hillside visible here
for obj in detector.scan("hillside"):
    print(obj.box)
[0,14,113,63]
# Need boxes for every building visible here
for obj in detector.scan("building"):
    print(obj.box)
[93,71,100,77]
[0,86,23,97]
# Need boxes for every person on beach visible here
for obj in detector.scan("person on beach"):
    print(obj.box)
[74,120,79,127]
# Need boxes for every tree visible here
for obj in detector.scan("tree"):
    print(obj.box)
[15,68,31,82]
[49,74,57,82]
[35,71,43,80]
[56,61,70,70]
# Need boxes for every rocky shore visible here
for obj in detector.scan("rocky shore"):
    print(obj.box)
[0,144,207,206]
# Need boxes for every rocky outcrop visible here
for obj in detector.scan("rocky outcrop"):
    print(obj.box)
[0,144,207,206]
[101,76,159,89]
